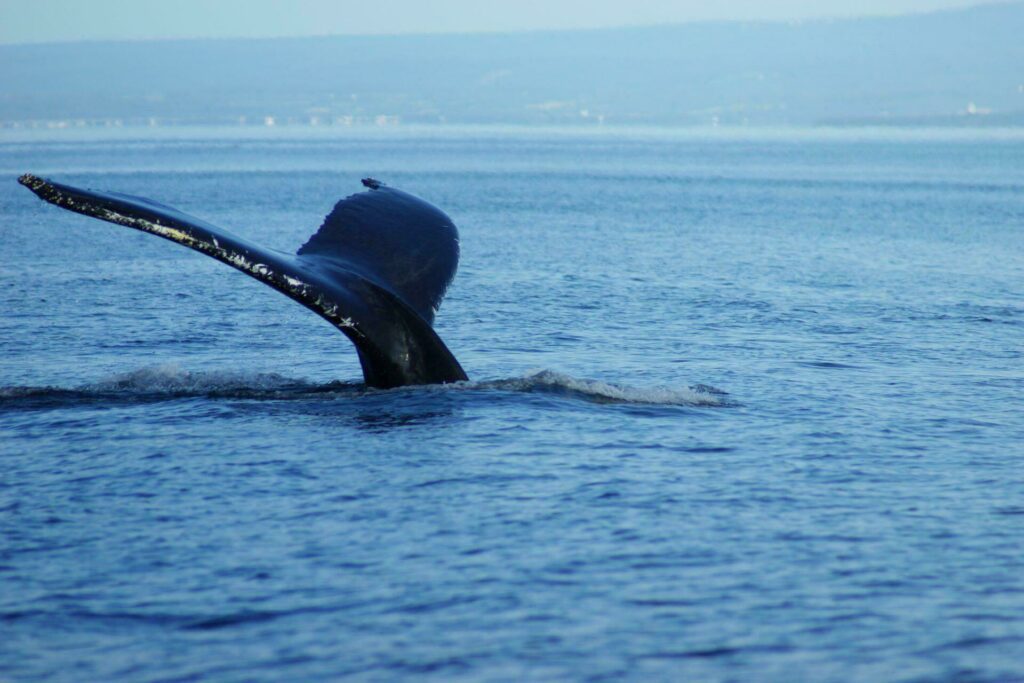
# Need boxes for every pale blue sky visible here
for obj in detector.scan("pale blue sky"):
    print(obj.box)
[0,0,1002,44]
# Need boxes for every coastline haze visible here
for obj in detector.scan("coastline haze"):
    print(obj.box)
[0,0,1004,44]
[0,2,1022,129]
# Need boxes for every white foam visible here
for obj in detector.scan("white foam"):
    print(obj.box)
[463,369,729,407]
[85,364,301,394]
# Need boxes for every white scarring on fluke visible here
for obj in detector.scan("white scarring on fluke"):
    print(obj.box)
[87,207,360,337]
[19,172,471,388]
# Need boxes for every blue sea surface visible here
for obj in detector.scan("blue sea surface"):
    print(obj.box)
[1,126,1023,681]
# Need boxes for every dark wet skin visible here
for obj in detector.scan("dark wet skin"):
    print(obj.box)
[18,174,468,388]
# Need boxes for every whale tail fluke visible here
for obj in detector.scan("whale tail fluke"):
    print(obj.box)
[297,181,459,325]
[17,173,468,389]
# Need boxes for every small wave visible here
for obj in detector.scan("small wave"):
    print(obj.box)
[466,370,730,407]
[0,364,357,408]
[84,364,331,395]
[1,366,729,409]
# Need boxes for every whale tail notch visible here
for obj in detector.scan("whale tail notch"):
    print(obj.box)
[17,173,468,389]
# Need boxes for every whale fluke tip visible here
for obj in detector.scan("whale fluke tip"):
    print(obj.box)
[18,174,54,201]
[18,173,43,189]
[361,177,385,190]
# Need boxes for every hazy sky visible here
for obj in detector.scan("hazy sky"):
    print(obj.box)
[0,0,1003,44]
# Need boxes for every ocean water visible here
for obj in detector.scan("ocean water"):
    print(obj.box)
[1,126,1022,681]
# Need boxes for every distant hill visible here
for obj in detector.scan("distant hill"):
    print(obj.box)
[1,2,1022,127]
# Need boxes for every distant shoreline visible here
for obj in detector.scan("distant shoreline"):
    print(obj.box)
[3,122,1024,144]
[2,4,1020,133]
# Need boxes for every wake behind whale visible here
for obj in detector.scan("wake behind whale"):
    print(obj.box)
[0,366,729,409]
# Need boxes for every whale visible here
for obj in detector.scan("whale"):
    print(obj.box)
[18,174,468,389]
